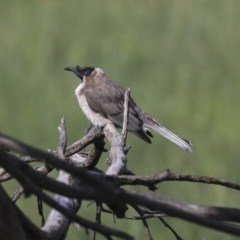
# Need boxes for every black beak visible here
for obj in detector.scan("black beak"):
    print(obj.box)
[64,66,75,72]
[64,65,84,80]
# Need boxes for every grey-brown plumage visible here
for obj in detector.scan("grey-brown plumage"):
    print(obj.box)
[64,65,193,152]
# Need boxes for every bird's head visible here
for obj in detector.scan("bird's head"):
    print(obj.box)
[64,65,95,80]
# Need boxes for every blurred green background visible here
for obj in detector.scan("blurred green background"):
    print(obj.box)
[1,0,240,239]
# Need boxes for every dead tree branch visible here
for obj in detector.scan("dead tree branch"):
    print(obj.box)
[114,169,240,191]
[1,116,240,239]
[42,117,81,240]
[104,88,131,175]
[122,88,130,142]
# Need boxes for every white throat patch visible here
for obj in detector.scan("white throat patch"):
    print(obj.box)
[75,80,111,127]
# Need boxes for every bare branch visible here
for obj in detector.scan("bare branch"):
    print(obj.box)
[130,204,153,240]
[103,123,128,175]
[115,169,240,191]
[56,117,67,157]
[91,202,102,240]
[3,129,240,238]
[125,213,167,220]
[37,193,45,227]
[122,88,130,142]
[0,163,54,183]
[84,123,93,137]
[0,134,120,197]
[102,90,131,217]
[42,117,81,239]
[77,136,105,169]
[158,217,183,240]
[65,127,104,157]
[0,183,27,240]
[11,185,24,202]
[0,147,45,240]
[103,89,131,175]
[0,144,132,239]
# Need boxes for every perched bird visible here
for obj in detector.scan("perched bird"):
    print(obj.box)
[64,65,193,152]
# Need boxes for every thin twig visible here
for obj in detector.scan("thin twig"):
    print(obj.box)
[125,213,168,220]
[122,88,130,142]
[85,123,93,137]
[37,193,45,227]
[101,208,117,224]
[91,202,102,240]
[158,217,183,240]
[130,204,153,240]
[11,185,24,202]
[0,163,54,183]
[102,207,168,221]
[10,163,54,204]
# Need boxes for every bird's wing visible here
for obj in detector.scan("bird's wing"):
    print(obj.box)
[84,77,126,117]
[84,76,152,143]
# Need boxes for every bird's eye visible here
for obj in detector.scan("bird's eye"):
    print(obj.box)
[80,69,86,75]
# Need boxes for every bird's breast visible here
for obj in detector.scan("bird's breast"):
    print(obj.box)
[75,83,111,127]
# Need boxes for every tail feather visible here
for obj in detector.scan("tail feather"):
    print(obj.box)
[144,123,193,152]
[129,130,152,144]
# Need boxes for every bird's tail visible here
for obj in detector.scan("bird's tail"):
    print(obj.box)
[144,122,193,152]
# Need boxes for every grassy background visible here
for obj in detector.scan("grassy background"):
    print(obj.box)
[1,0,240,239]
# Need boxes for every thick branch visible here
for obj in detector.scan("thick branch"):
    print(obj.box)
[0,184,27,240]
[104,89,131,175]
[104,123,128,175]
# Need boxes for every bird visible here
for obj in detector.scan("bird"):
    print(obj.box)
[64,65,193,152]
